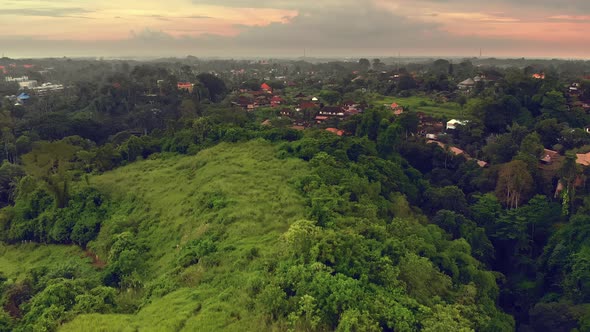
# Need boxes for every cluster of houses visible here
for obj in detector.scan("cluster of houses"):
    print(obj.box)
[232,83,281,110]
[232,82,366,130]
[537,147,590,197]
[457,75,488,92]
[3,75,64,104]
[4,92,30,106]
[567,81,590,112]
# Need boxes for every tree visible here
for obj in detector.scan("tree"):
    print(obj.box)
[358,58,370,71]
[22,141,80,208]
[319,90,341,105]
[515,132,544,173]
[558,152,581,215]
[495,160,533,209]
[196,73,227,102]
[397,111,419,138]
[179,99,199,120]
[372,58,384,70]
[397,75,417,91]
[535,118,564,148]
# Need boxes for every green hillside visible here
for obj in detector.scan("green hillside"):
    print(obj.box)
[60,140,309,331]
[0,137,513,332]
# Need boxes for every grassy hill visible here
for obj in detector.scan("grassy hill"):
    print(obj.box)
[56,139,309,331]
[373,95,468,119]
[0,243,91,281]
[2,137,513,332]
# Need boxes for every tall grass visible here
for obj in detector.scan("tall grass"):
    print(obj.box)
[60,139,309,331]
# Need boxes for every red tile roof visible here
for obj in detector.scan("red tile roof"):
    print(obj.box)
[325,128,344,136]
[576,153,590,166]
[300,102,317,110]
[476,160,488,168]
[177,82,193,89]
[261,83,272,91]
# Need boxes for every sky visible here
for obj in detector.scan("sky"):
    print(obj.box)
[1,0,590,59]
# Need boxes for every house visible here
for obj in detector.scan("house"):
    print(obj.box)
[270,95,285,107]
[15,92,30,105]
[31,83,64,96]
[344,108,361,117]
[234,96,254,109]
[476,160,489,168]
[576,152,590,166]
[298,102,317,111]
[569,83,581,95]
[458,78,476,91]
[319,106,345,117]
[446,119,468,130]
[315,116,329,124]
[449,146,465,156]
[325,128,345,136]
[427,139,487,168]
[177,82,194,92]
[256,95,270,107]
[555,177,586,198]
[532,73,546,80]
[540,149,559,164]
[585,126,590,134]
[18,80,37,90]
[280,108,294,118]
[17,92,30,101]
[390,102,404,116]
[428,141,466,156]
[261,83,272,93]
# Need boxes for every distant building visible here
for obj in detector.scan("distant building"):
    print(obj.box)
[16,92,30,105]
[319,106,345,117]
[540,149,559,164]
[31,82,64,95]
[18,80,38,90]
[458,78,476,91]
[446,119,468,130]
[5,76,30,83]
[270,95,285,107]
[325,128,345,136]
[576,152,590,167]
[315,116,329,124]
[5,76,37,90]
[177,82,194,93]
[261,83,272,93]
[569,82,581,95]
[391,102,404,116]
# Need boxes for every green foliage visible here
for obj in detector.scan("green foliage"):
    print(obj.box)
[22,140,80,208]
[177,235,218,268]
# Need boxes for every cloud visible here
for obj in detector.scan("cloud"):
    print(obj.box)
[0,7,93,18]
[2,0,590,58]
